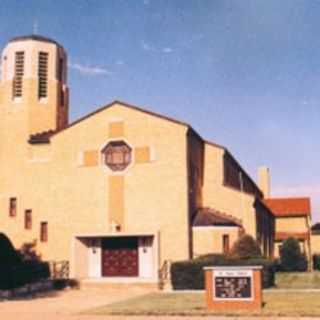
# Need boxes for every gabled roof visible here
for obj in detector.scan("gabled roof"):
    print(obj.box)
[55,100,191,135]
[193,208,242,227]
[30,100,220,147]
[27,100,263,197]
[263,197,311,217]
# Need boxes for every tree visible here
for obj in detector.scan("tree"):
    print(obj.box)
[280,237,307,271]
[230,234,262,259]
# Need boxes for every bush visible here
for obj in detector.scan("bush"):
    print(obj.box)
[0,233,22,267]
[0,261,50,290]
[170,254,275,290]
[230,234,262,259]
[279,237,308,272]
[0,235,50,290]
[313,254,320,270]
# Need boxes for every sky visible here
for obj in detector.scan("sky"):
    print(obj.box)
[0,0,319,219]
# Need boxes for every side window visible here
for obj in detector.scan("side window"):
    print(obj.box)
[25,210,32,229]
[222,234,230,254]
[9,197,17,217]
[40,222,48,242]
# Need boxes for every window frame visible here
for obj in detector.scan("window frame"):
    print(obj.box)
[38,51,49,99]
[102,140,132,172]
[9,197,17,217]
[24,209,32,230]
[40,222,48,242]
[222,234,230,254]
[13,51,25,99]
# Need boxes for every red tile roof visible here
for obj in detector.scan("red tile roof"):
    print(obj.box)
[275,232,309,241]
[263,197,311,217]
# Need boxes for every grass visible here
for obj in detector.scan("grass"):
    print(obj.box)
[87,291,320,317]
[275,271,320,289]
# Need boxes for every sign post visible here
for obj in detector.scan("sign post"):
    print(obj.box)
[204,266,262,311]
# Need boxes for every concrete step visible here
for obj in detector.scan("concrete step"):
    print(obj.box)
[79,280,159,291]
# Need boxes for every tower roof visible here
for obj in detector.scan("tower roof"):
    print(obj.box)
[8,34,63,48]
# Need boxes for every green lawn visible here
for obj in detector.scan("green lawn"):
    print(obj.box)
[87,291,320,317]
[275,271,320,289]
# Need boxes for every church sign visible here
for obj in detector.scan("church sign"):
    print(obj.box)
[204,266,262,310]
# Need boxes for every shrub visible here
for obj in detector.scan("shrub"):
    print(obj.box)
[230,234,262,259]
[0,235,50,290]
[19,241,41,261]
[53,278,79,290]
[0,261,50,290]
[0,233,22,267]
[313,254,320,270]
[170,254,275,290]
[280,237,308,272]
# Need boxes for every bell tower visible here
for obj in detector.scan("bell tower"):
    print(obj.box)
[0,35,69,135]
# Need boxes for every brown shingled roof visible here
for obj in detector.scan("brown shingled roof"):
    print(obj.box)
[28,130,56,144]
[263,197,311,217]
[193,208,242,227]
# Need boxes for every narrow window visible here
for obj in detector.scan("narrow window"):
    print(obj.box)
[24,210,32,229]
[38,52,48,98]
[13,51,24,98]
[9,198,17,217]
[40,222,48,242]
[58,57,63,81]
[222,234,230,254]
[60,88,64,106]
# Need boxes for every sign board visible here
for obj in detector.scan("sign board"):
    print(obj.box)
[204,266,262,311]
[213,269,253,301]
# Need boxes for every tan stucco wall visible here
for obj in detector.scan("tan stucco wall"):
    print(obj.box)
[202,143,257,237]
[0,102,190,270]
[0,37,277,278]
[192,226,239,257]
[275,216,309,233]
[274,216,312,263]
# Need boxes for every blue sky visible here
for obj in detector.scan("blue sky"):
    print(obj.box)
[1,1,319,219]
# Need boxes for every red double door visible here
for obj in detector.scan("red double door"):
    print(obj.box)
[101,237,139,277]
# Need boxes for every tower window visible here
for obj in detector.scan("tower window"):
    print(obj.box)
[38,52,48,98]
[40,222,48,242]
[60,88,64,106]
[24,210,32,230]
[58,57,63,81]
[9,197,17,217]
[13,51,24,98]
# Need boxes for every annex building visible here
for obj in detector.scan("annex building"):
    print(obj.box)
[0,35,314,284]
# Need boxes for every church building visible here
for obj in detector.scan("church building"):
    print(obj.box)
[0,35,308,285]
